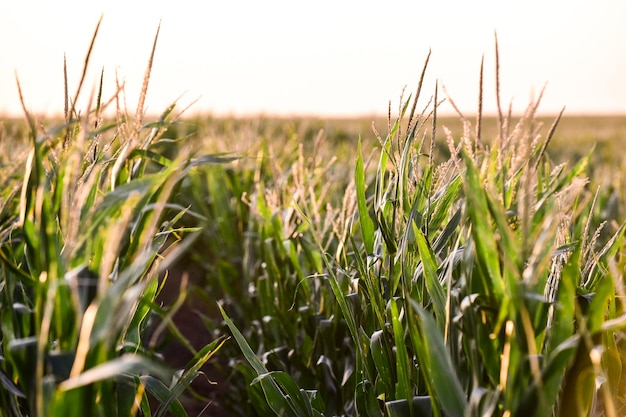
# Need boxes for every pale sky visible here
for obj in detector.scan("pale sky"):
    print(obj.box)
[1,1,625,117]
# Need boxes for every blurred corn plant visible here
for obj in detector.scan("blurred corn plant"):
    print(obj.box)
[0,19,225,417]
[220,49,625,417]
[174,124,360,415]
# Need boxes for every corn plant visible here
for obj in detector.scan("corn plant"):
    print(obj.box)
[345,53,624,417]
[173,123,359,415]
[0,20,225,417]
[222,48,625,417]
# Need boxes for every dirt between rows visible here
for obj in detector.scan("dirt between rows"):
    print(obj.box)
[155,262,230,417]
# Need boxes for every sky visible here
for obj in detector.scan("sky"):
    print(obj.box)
[1,1,625,118]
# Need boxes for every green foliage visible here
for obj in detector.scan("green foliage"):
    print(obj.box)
[0,22,223,417]
[1,22,625,417]
[207,54,626,417]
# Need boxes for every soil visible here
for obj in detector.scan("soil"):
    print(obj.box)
[155,261,230,417]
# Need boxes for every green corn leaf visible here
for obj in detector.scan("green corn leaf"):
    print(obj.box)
[431,208,462,256]
[128,149,173,168]
[410,301,468,417]
[390,298,412,405]
[414,227,446,324]
[461,149,505,303]
[140,375,188,417]
[219,303,297,416]
[385,396,434,417]
[370,330,395,397]
[256,371,325,417]
[355,380,384,417]
[427,176,462,238]
[0,368,25,398]
[154,336,227,417]
[58,354,171,392]
[356,139,375,254]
